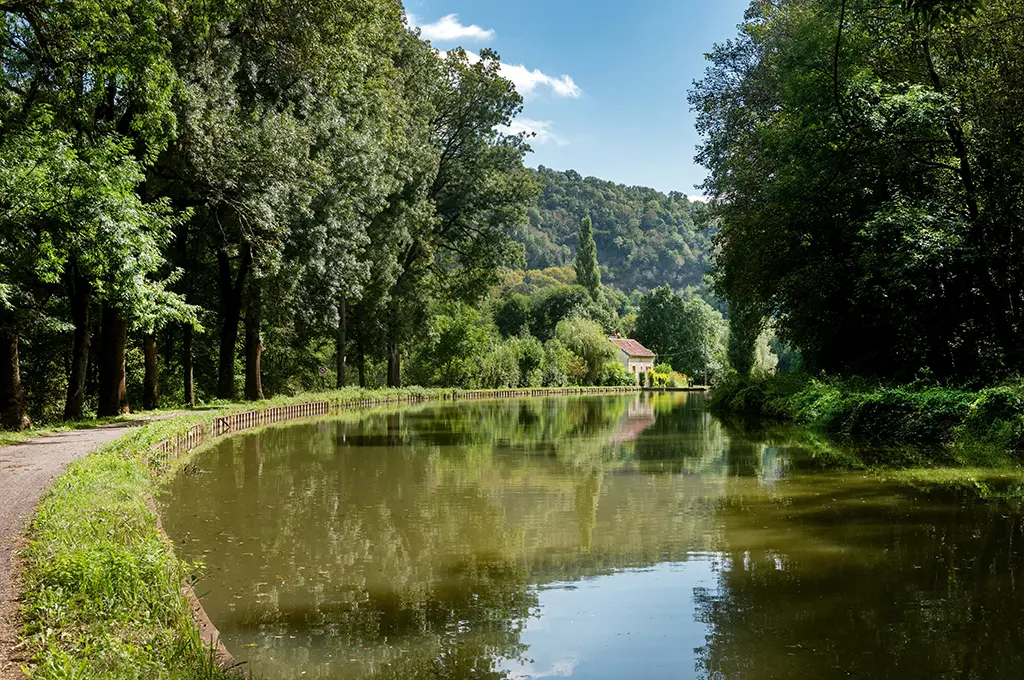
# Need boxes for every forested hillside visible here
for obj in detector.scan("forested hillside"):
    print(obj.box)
[514,167,715,294]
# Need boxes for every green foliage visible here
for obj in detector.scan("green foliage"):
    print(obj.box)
[494,294,534,338]
[530,285,594,341]
[515,167,715,293]
[601,361,635,387]
[554,317,615,386]
[574,216,602,299]
[410,303,493,388]
[712,375,1024,452]
[692,0,1024,380]
[635,286,728,381]
[727,304,762,378]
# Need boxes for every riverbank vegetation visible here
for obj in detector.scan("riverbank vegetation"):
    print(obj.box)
[712,374,1024,453]
[20,414,226,679]
[693,0,1024,383]
[692,0,1024,439]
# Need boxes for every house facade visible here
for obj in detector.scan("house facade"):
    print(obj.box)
[610,335,656,384]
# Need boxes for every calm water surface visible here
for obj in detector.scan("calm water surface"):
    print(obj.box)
[159,394,1024,679]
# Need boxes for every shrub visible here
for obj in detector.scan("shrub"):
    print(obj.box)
[601,361,635,386]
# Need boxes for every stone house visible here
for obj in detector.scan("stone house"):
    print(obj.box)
[609,334,656,384]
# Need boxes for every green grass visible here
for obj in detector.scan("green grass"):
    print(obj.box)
[0,417,130,448]
[14,385,638,678]
[18,414,227,680]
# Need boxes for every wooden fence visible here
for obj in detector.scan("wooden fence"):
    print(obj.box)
[152,386,642,467]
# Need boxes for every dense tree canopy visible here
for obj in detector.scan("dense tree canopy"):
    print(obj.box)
[692,0,1024,380]
[0,0,547,427]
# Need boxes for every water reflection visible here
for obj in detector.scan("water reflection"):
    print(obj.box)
[159,393,1024,679]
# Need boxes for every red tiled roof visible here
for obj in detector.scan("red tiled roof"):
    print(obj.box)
[611,338,656,358]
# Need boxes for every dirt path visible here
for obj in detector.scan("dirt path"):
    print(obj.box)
[0,418,175,679]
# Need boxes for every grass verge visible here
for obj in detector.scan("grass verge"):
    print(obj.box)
[15,386,638,678]
[18,414,225,680]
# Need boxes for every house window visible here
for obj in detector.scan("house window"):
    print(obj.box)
[632,365,636,373]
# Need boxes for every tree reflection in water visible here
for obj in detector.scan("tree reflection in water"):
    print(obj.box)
[159,394,1024,680]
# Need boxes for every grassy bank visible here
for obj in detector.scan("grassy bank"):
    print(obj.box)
[15,386,637,678]
[711,374,1024,451]
[18,414,223,680]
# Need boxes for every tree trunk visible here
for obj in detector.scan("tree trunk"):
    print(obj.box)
[63,265,92,421]
[244,282,264,401]
[97,303,129,417]
[182,323,195,408]
[217,244,251,400]
[335,298,347,388]
[0,325,28,431]
[142,333,159,411]
[387,342,401,388]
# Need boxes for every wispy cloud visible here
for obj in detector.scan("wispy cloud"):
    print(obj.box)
[413,13,495,43]
[501,118,569,146]
[454,50,582,99]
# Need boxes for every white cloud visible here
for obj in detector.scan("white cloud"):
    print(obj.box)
[500,118,569,146]
[456,50,582,99]
[415,13,495,43]
[498,62,581,98]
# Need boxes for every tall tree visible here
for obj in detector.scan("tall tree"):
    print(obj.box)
[372,44,538,387]
[727,304,763,378]
[692,0,1024,380]
[574,216,602,299]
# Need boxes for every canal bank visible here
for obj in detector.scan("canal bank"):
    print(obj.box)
[4,386,640,679]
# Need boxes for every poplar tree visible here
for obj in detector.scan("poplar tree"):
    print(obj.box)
[575,216,601,299]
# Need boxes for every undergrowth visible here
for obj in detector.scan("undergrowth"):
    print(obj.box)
[711,374,1024,452]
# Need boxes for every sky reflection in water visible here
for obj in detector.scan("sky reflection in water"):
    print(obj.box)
[159,393,1024,679]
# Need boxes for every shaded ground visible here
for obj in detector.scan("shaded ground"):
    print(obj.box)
[0,418,176,679]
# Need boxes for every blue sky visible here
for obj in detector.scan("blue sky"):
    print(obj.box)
[406,0,751,197]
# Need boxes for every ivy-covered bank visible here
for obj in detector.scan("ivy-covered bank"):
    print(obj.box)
[711,375,1024,452]
[15,387,638,679]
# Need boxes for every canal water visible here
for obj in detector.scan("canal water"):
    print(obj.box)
[159,393,1024,679]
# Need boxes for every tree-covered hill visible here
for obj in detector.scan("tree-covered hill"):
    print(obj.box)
[513,166,715,294]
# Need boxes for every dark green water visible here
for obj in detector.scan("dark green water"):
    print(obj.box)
[159,393,1024,679]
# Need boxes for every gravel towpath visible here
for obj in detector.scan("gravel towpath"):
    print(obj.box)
[0,419,171,679]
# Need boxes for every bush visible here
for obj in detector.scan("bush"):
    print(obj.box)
[601,361,636,386]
